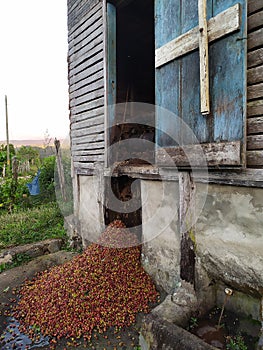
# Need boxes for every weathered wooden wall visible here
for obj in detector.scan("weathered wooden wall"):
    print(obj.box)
[247,0,263,168]
[155,0,247,168]
[67,0,263,175]
[68,0,105,174]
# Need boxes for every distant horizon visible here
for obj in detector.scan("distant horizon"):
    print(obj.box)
[0,137,68,147]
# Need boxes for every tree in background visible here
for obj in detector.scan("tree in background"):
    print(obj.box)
[16,146,40,174]
[0,144,15,176]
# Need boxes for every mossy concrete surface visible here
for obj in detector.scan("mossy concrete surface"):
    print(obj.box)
[140,313,217,350]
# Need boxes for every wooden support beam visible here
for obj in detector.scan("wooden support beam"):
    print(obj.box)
[156,141,241,167]
[54,139,67,202]
[198,0,210,115]
[179,172,196,284]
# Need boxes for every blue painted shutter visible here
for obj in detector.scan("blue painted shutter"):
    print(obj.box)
[155,0,247,168]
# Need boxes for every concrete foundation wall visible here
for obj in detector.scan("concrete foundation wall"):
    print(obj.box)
[77,175,104,247]
[196,184,263,296]
[141,180,181,294]
[140,180,263,317]
[75,175,263,306]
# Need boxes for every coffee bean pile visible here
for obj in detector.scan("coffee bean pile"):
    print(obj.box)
[13,220,158,344]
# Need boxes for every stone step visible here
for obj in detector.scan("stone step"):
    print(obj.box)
[0,238,64,266]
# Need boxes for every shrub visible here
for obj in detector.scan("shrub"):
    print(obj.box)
[0,177,30,212]
[39,156,56,202]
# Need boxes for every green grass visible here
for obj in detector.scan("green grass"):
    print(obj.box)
[0,202,66,249]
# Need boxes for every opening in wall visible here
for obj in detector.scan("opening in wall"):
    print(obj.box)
[107,0,155,161]
[104,176,142,240]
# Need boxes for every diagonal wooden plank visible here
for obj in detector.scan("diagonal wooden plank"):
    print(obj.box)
[155,3,241,68]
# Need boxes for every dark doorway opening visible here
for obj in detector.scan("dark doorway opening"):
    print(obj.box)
[116,0,155,105]
[104,176,142,241]
[108,0,155,154]
[105,0,155,233]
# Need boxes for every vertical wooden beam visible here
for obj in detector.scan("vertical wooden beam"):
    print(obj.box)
[105,2,116,167]
[5,95,10,170]
[54,138,67,202]
[198,0,210,115]
[179,171,196,284]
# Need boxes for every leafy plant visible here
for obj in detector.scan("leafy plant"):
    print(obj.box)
[11,253,32,267]
[0,262,6,273]
[0,144,15,174]
[0,177,30,212]
[0,253,32,274]
[226,335,248,350]
[0,202,66,248]
[187,316,198,331]
[38,155,56,202]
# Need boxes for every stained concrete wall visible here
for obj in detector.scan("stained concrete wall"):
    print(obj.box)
[77,175,105,247]
[196,184,263,297]
[140,180,263,317]
[75,176,263,306]
[141,180,181,294]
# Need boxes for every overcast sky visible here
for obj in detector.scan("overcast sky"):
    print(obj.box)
[0,0,69,141]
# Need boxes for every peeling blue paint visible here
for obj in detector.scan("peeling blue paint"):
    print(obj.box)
[155,0,247,165]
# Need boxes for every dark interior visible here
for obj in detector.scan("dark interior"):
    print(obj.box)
[116,0,154,104]
[105,1,155,231]
[109,0,155,152]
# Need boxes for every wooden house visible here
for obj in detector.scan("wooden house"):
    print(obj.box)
[67,0,263,346]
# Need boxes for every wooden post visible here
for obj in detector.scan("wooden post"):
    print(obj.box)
[5,95,10,171]
[179,171,196,285]
[12,156,18,183]
[198,0,210,115]
[54,138,67,202]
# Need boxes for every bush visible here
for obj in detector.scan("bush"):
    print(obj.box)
[39,155,56,202]
[0,202,66,248]
[0,177,30,212]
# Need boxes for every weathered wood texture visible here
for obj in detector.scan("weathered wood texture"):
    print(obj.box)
[106,165,263,187]
[247,1,263,168]
[155,3,241,68]
[155,0,247,168]
[68,0,100,32]
[198,0,210,115]
[156,141,241,168]
[179,172,196,284]
[248,0,263,14]
[68,0,105,172]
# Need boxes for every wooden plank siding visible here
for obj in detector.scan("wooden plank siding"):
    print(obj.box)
[68,0,105,174]
[247,0,263,167]
[66,0,263,177]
